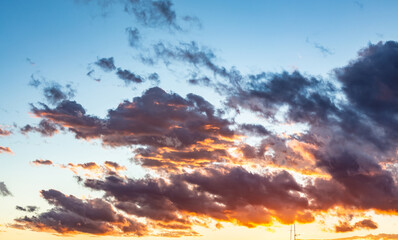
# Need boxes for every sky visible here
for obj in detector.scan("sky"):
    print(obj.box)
[1,0,398,239]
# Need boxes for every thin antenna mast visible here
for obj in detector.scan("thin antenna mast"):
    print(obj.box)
[294,223,296,240]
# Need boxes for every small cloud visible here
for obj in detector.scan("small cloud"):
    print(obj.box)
[26,58,35,65]
[31,159,53,166]
[16,205,38,212]
[0,127,11,136]
[0,182,12,197]
[95,57,116,72]
[0,146,13,154]
[116,68,144,84]
[28,74,42,88]
[353,0,364,9]
[126,27,140,48]
[306,38,334,56]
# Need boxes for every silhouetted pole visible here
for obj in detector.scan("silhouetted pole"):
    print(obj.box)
[294,223,296,240]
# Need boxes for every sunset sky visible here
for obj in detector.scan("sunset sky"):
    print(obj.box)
[2,1,398,239]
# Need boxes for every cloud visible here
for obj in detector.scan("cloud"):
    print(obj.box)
[16,166,316,236]
[26,57,35,65]
[116,68,144,84]
[16,206,38,212]
[148,72,160,84]
[15,34,398,238]
[13,189,148,236]
[29,87,235,170]
[335,219,378,233]
[43,83,75,105]
[122,0,180,30]
[95,57,116,72]
[336,41,398,141]
[0,146,13,154]
[79,0,199,31]
[31,159,53,166]
[81,167,313,227]
[126,27,140,48]
[0,182,12,197]
[305,233,398,240]
[226,71,338,124]
[92,57,146,84]
[151,41,230,78]
[0,127,11,136]
[21,119,61,137]
[306,38,334,56]
[28,74,42,88]
[104,161,126,172]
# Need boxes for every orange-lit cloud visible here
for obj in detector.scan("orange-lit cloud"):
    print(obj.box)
[0,127,11,136]
[0,146,13,154]
[304,233,398,240]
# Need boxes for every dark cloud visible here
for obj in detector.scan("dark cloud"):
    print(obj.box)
[82,167,311,227]
[126,27,140,48]
[116,68,144,84]
[238,124,270,136]
[27,77,75,104]
[13,189,147,236]
[335,219,378,233]
[16,206,38,212]
[20,119,60,137]
[0,182,12,197]
[95,57,116,72]
[43,83,75,105]
[353,0,364,9]
[30,100,105,139]
[227,71,338,124]
[336,41,398,142]
[188,75,211,86]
